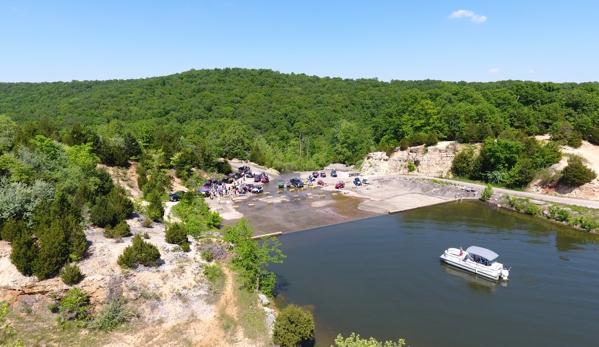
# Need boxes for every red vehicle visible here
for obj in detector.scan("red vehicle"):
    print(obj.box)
[335,181,345,189]
[261,175,269,183]
[317,180,325,186]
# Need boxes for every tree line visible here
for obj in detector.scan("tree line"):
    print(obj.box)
[1,68,598,176]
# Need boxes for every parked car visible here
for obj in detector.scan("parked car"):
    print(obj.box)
[312,171,319,178]
[245,171,253,178]
[169,193,181,201]
[320,171,326,177]
[335,181,345,189]
[317,179,325,186]
[353,177,362,186]
[261,175,269,183]
[289,178,304,188]
[254,174,261,182]
[331,169,338,177]
[362,177,370,185]
[251,186,264,194]
[278,180,285,188]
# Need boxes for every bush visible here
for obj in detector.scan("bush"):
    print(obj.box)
[90,196,117,228]
[104,221,131,239]
[578,216,598,231]
[408,132,427,146]
[146,191,164,221]
[273,304,315,347]
[407,161,416,172]
[451,146,475,178]
[333,333,406,347]
[398,138,409,151]
[141,217,153,228]
[200,250,213,262]
[117,234,161,269]
[203,264,223,282]
[60,263,83,285]
[57,287,92,327]
[425,132,438,147]
[559,157,597,186]
[1,219,27,243]
[556,209,571,222]
[165,223,190,252]
[88,298,132,330]
[480,184,493,201]
[524,203,542,216]
[106,187,134,221]
[10,231,37,276]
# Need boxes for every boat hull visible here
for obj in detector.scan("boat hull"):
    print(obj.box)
[440,248,508,281]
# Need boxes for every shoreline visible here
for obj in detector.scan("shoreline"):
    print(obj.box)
[210,166,480,235]
[215,162,599,236]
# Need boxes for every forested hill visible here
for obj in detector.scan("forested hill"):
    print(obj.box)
[1,68,599,172]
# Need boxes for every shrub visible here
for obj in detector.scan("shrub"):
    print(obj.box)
[57,287,92,327]
[107,187,134,221]
[200,250,213,262]
[165,223,190,252]
[480,184,493,202]
[203,264,223,282]
[117,234,161,269]
[273,304,315,347]
[407,161,416,172]
[425,132,438,146]
[408,132,427,146]
[451,146,475,178]
[524,203,542,216]
[333,333,406,347]
[398,138,409,151]
[556,209,571,222]
[90,196,117,228]
[60,263,83,285]
[559,157,597,186]
[88,298,132,330]
[146,191,164,221]
[141,217,153,228]
[32,220,67,280]
[104,221,131,239]
[1,219,27,243]
[578,216,598,231]
[10,232,38,276]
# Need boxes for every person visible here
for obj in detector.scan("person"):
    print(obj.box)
[217,197,221,204]
[459,247,463,256]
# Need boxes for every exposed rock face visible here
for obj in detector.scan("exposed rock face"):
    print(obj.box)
[361,142,459,177]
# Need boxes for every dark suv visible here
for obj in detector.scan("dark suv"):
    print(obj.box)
[289,178,304,188]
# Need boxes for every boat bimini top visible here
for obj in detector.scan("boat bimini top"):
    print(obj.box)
[466,246,498,265]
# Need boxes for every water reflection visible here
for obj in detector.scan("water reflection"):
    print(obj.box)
[555,232,590,252]
[440,263,506,292]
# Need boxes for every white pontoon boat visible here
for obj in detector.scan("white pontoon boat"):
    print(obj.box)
[440,246,510,281]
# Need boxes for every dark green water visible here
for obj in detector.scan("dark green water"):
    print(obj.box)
[270,200,599,347]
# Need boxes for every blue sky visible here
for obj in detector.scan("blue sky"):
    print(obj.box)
[2,0,598,83]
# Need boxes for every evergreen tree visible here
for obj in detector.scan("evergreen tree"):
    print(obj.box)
[117,234,161,268]
[1,219,27,243]
[146,191,164,221]
[10,231,38,276]
[60,262,83,285]
[90,196,118,228]
[165,223,190,252]
[33,219,67,280]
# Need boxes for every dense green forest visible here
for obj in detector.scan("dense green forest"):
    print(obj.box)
[1,69,599,171]
[1,68,599,188]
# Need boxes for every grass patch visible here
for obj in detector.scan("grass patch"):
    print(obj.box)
[204,263,226,302]
[231,272,270,344]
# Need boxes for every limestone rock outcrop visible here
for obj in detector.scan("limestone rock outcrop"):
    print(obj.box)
[361,142,459,177]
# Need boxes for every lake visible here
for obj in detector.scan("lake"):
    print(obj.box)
[270,200,599,347]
